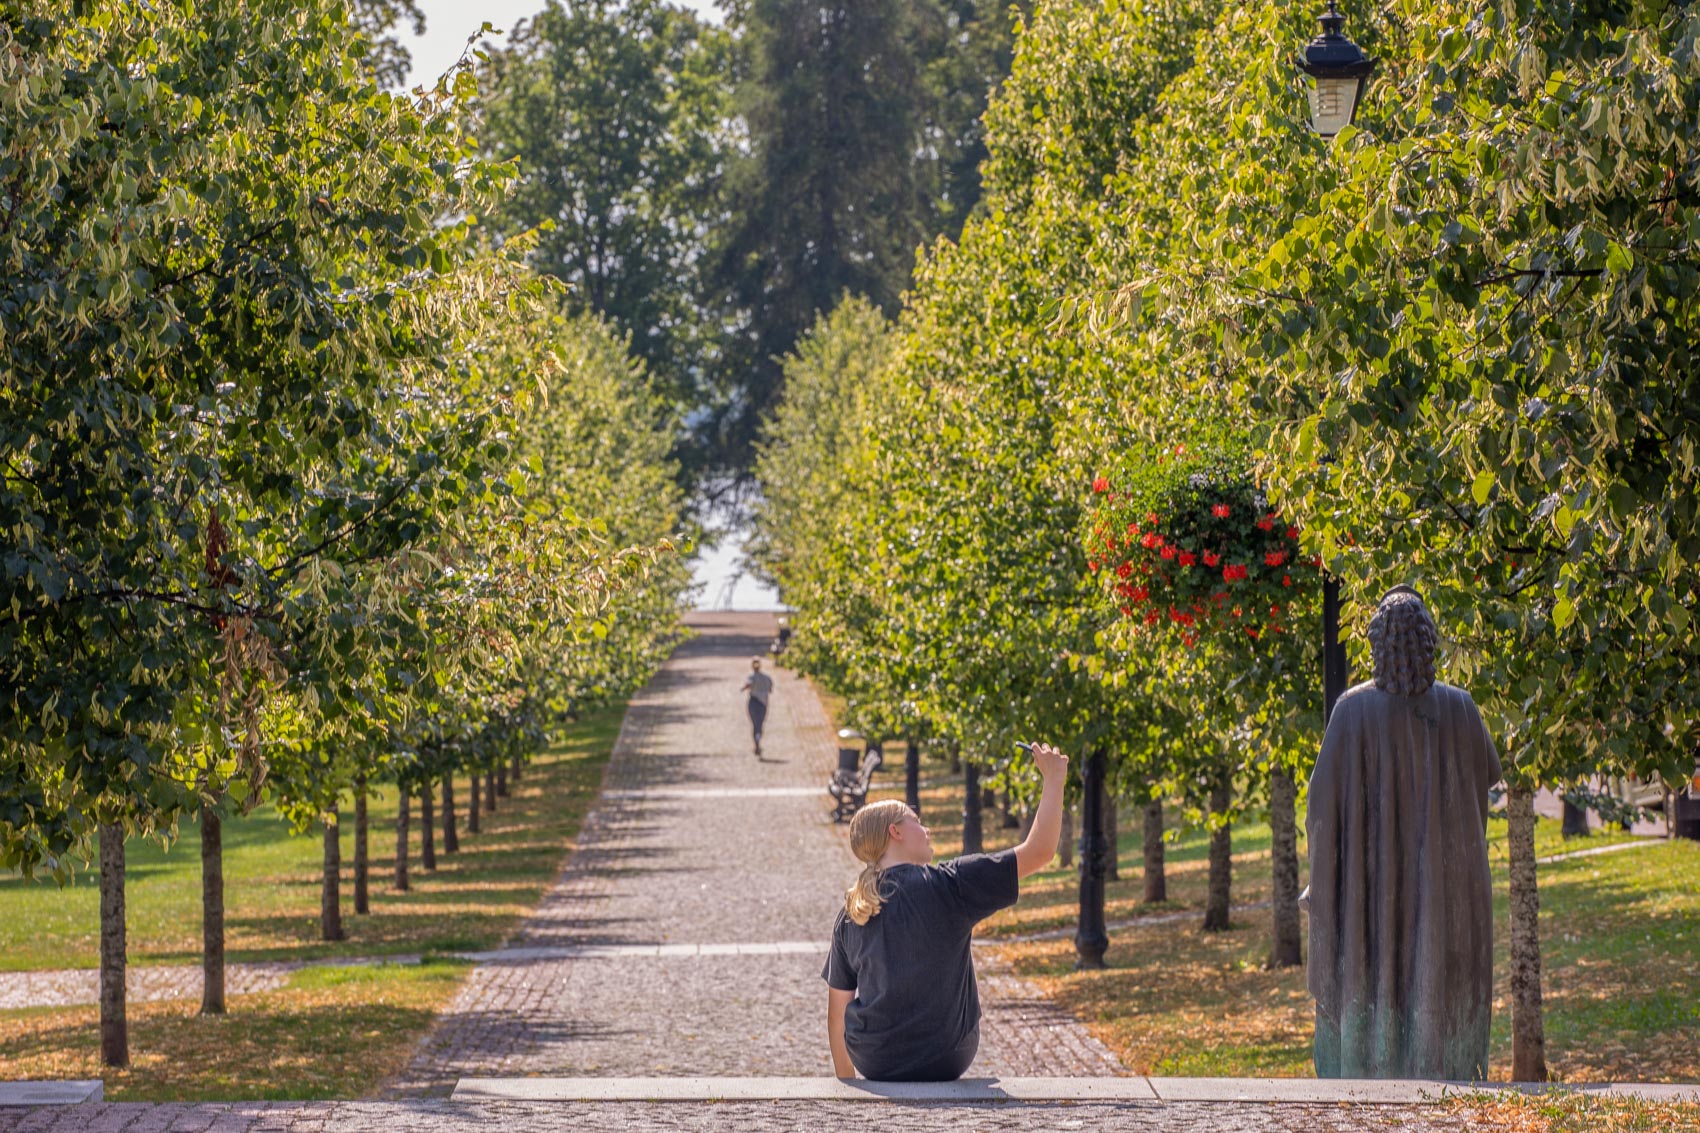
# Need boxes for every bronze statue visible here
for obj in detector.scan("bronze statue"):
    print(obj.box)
[1306,586,1501,1080]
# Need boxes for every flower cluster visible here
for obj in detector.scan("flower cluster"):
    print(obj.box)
[1085,460,1320,649]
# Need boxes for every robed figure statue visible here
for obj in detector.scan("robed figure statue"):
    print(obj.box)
[1306,587,1502,1081]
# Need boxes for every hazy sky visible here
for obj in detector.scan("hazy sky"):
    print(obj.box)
[400,0,723,88]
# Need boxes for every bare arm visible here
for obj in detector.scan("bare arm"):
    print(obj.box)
[827,988,855,1078]
[1014,743,1069,879]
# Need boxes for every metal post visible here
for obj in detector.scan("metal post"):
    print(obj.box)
[1322,573,1349,723]
[905,736,921,817]
[1075,748,1109,969]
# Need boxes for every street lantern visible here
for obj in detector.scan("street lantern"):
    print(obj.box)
[1297,2,1376,137]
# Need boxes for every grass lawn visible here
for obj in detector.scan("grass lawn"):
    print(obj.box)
[856,734,1700,1096]
[0,704,623,1100]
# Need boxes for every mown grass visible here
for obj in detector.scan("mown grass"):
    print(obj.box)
[857,737,1700,1094]
[0,960,467,1101]
[0,704,624,1100]
[0,705,622,969]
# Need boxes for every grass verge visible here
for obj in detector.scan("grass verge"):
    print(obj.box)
[0,704,624,1099]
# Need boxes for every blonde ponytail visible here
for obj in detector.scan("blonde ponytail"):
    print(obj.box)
[845,800,909,925]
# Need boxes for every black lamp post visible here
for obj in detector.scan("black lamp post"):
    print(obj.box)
[1075,747,1110,969]
[1297,2,1376,137]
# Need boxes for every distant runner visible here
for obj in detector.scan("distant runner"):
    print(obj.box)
[741,656,774,756]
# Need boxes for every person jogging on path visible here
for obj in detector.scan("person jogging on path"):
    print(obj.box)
[823,742,1069,1081]
[740,657,773,756]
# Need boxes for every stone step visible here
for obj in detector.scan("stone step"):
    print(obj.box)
[450,1076,1700,1104]
[0,1080,104,1106]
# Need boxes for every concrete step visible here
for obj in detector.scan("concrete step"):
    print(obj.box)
[451,1076,1700,1104]
[0,1080,104,1106]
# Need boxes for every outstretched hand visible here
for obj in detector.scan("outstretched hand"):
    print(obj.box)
[1028,741,1068,782]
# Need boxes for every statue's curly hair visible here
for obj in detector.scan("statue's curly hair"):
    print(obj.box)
[1367,589,1437,697]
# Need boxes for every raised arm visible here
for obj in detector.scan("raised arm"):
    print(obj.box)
[1014,743,1069,879]
[826,987,855,1078]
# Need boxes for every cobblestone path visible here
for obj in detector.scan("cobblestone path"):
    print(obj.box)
[389,611,1119,1093]
[0,1099,1475,1132]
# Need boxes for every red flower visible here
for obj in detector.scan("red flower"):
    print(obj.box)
[1144,611,1161,626]
[1141,531,1163,550]
[1264,550,1287,567]
[1270,603,1282,616]
[1286,526,1300,540]
[1092,476,1111,493]
[1119,605,1133,618]
[1223,563,1249,582]
[1131,585,1149,603]
[1231,606,1243,618]
[1182,632,1197,648]
[1174,444,1186,456]
[1211,504,1231,518]
[1088,559,1100,573]
[1160,545,1177,561]
[1178,551,1197,567]
[1247,628,1260,640]
[1202,550,1221,568]
[1126,522,1140,536]
[1116,561,1134,579]
[1256,517,1275,532]
[1282,574,1293,587]
[1145,512,1159,525]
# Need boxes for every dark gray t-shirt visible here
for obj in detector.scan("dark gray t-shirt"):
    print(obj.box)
[822,849,1020,1080]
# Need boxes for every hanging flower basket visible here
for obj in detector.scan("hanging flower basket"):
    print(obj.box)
[1086,448,1320,649]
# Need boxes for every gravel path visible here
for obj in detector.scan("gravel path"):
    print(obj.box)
[379,611,1121,1094]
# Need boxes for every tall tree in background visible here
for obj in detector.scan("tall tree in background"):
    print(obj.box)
[707,0,1023,477]
[477,0,732,419]
[349,0,428,88]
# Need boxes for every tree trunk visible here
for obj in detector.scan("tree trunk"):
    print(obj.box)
[1060,805,1074,868]
[99,823,128,1067]
[1102,791,1120,881]
[496,764,508,797]
[1142,798,1166,903]
[485,770,497,813]
[1000,790,1020,829]
[394,787,411,892]
[200,806,225,1015]
[353,779,370,915]
[1203,780,1233,931]
[961,762,983,855]
[467,772,481,835]
[950,745,961,775]
[321,808,344,942]
[441,775,459,854]
[510,752,522,783]
[420,785,436,872]
[1508,784,1548,1081]
[1269,767,1302,967]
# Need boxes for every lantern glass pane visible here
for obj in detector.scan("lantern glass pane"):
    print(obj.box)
[1308,76,1360,136]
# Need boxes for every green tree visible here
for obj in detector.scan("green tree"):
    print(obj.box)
[477,0,733,418]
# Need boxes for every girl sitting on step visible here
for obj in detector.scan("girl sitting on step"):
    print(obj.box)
[823,743,1069,1081]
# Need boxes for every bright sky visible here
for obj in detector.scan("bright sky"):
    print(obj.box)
[400,0,724,88]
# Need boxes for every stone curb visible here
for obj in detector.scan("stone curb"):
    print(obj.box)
[0,1081,103,1106]
[449,1076,1700,1105]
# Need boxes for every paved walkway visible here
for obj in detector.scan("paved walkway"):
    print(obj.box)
[0,1099,1474,1131]
[383,612,1119,1093]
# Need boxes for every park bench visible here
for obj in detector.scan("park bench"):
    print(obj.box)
[828,746,882,822]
